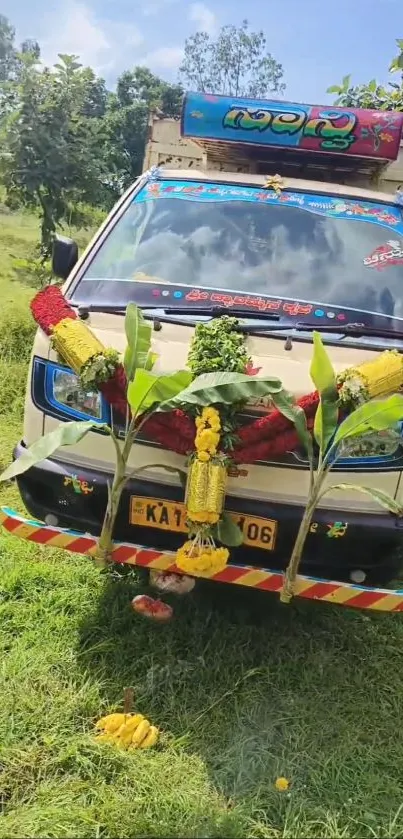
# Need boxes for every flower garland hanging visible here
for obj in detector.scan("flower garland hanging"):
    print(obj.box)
[176,406,230,575]
[175,317,253,575]
[30,287,403,468]
[31,286,128,418]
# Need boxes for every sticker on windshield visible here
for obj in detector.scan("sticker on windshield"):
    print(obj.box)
[185,288,313,315]
[135,180,403,235]
[363,241,403,270]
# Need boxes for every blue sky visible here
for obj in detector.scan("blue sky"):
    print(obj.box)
[3,0,403,102]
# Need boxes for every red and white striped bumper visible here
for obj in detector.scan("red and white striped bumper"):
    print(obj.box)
[1,505,403,612]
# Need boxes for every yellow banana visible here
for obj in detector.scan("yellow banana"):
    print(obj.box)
[131,718,151,747]
[116,714,145,747]
[95,713,126,733]
[139,725,159,749]
[95,732,115,743]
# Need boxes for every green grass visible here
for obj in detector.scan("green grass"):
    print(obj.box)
[1,208,403,837]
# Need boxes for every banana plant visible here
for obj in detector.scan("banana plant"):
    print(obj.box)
[0,304,289,566]
[279,332,403,604]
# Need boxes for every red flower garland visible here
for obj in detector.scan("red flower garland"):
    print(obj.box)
[237,390,320,445]
[30,286,76,334]
[30,286,321,463]
[31,286,128,420]
[99,364,129,420]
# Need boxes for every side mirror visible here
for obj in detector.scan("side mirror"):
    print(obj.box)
[52,235,78,280]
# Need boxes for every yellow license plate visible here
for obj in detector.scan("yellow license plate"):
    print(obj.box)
[130,497,277,551]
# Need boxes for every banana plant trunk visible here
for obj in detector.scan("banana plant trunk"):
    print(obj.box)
[95,476,127,566]
[280,472,325,603]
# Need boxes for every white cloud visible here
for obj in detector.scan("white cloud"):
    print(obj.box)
[140,46,184,72]
[188,3,218,36]
[40,1,144,75]
[142,0,178,16]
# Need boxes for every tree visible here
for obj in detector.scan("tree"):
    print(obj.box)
[179,19,284,98]
[328,39,403,110]
[20,38,40,60]
[0,15,40,83]
[116,66,182,115]
[103,67,183,193]
[0,14,17,82]
[3,54,110,255]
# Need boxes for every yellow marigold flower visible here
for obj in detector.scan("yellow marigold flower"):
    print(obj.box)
[176,543,229,576]
[197,451,210,462]
[187,510,211,523]
[196,429,219,449]
[209,421,221,433]
[188,510,219,524]
[275,777,290,792]
[202,406,221,427]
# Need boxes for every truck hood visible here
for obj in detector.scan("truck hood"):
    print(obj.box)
[38,312,401,513]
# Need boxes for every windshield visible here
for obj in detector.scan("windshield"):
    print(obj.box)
[71,179,403,321]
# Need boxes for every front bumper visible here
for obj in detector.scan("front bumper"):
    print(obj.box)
[12,442,403,587]
[2,505,403,612]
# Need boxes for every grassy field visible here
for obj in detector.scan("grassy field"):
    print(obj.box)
[2,208,403,838]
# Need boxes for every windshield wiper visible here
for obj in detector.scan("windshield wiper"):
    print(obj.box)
[296,321,403,341]
[74,303,403,342]
[234,319,403,340]
[146,306,283,320]
[75,303,285,320]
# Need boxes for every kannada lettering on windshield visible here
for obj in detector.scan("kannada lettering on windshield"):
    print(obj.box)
[363,241,403,270]
[184,288,313,315]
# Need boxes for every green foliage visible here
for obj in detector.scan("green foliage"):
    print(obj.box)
[124,303,153,382]
[3,54,111,256]
[123,303,192,415]
[281,339,403,602]
[102,67,183,192]
[158,371,283,412]
[11,255,52,288]
[179,19,284,97]
[271,390,313,461]
[80,349,121,390]
[328,39,403,110]
[333,394,403,446]
[310,332,338,455]
[1,37,183,254]
[213,512,244,547]
[0,14,18,82]
[188,317,251,376]
[321,483,403,516]
[0,295,36,361]
[0,12,286,253]
[128,369,193,415]
[0,420,107,482]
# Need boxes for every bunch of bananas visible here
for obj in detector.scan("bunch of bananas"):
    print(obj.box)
[95,713,159,749]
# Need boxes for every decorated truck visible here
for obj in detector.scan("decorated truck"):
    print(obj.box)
[3,92,403,616]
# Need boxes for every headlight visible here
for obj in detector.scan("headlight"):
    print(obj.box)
[52,369,103,419]
[337,429,402,462]
[37,360,109,423]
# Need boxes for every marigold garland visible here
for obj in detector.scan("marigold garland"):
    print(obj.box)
[31,286,128,418]
[176,406,229,574]
[30,287,403,471]
[176,542,229,576]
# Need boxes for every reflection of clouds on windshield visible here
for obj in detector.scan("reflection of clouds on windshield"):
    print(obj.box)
[87,198,403,317]
[138,221,403,316]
